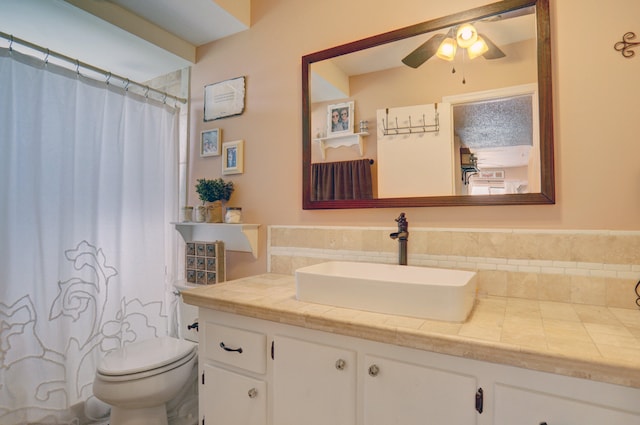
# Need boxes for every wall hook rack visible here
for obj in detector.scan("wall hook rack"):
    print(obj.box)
[614,31,640,58]
[381,104,439,136]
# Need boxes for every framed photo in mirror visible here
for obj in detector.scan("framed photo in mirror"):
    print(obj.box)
[327,101,354,136]
[200,128,221,157]
[222,140,244,175]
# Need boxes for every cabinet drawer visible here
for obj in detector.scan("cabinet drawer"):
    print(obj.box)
[205,322,267,374]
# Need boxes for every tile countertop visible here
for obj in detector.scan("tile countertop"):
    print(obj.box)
[181,273,640,389]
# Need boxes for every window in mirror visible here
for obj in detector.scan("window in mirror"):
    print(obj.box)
[444,83,539,196]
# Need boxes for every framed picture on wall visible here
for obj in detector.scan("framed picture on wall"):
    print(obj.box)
[222,140,244,175]
[327,101,354,136]
[204,76,246,121]
[200,128,221,157]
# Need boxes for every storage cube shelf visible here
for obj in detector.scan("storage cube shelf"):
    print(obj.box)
[185,241,225,284]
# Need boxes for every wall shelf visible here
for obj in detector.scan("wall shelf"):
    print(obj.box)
[172,222,260,259]
[314,132,368,160]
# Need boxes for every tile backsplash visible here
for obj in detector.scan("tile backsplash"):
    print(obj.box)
[268,226,640,310]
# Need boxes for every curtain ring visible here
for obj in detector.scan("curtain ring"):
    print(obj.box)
[9,35,13,51]
[144,86,150,98]
[44,48,50,64]
[124,79,130,91]
[162,93,167,104]
[75,59,80,74]
[105,72,112,85]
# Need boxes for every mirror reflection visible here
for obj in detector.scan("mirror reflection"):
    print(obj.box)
[302,0,554,209]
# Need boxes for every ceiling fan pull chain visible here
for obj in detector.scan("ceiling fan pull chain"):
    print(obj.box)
[461,51,466,84]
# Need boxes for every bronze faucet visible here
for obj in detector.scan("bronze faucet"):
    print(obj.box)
[389,213,409,265]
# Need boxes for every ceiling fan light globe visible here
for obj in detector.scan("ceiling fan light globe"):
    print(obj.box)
[436,38,457,61]
[456,23,478,48]
[467,37,489,59]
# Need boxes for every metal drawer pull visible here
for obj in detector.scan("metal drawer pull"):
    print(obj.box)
[219,342,243,353]
[335,359,346,370]
[475,388,483,413]
[248,388,258,398]
[368,364,380,377]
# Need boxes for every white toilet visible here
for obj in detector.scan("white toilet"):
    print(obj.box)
[93,285,199,425]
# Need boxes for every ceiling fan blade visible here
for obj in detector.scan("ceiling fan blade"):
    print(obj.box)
[480,34,506,59]
[401,33,446,68]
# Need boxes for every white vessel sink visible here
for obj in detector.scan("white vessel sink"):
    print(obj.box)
[295,261,477,322]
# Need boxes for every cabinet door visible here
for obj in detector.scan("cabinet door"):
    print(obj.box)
[201,364,266,425]
[273,335,357,425]
[364,354,478,425]
[494,383,640,425]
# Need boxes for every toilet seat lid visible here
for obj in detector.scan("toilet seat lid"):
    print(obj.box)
[97,336,197,376]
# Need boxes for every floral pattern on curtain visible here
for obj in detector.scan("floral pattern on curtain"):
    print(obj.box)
[0,48,184,424]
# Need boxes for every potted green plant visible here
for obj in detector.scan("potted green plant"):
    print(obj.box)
[195,178,234,222]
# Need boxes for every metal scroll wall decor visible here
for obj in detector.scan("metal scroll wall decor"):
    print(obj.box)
[614,32,640,58]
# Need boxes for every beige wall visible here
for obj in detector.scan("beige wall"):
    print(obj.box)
[189,0,640,278]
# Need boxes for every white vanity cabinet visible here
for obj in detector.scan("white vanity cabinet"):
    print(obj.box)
[490,363,640,425]
[493,383,640,425]
[201,365,267,425]
[197,308,640,425]
[363,354,478,425]
[199,316,268,425]
[273,335,357,425]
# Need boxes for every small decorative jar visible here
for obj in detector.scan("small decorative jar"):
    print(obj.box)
[224,207,242,224]
[182,206,193,222]
[195,205,207,223]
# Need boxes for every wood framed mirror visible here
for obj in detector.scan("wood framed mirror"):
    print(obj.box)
[302,0,553,209]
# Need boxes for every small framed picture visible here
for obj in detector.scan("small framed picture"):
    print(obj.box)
[327,101,354,136]
[200,129,221,157]
[222,140,244,175]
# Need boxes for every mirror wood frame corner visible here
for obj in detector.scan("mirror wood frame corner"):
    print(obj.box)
[302,0,554,210]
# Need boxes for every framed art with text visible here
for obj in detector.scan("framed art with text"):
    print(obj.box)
[204,76,246,121]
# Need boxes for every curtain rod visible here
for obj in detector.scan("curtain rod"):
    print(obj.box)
[0,31,187,105]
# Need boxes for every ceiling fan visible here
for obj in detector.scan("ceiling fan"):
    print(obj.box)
[401,6,534,69]
[401,28,505,68]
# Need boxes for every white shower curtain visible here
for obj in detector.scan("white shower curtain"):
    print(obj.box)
[0,49,179,424]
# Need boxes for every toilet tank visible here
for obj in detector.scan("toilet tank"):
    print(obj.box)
[175,283,199,343]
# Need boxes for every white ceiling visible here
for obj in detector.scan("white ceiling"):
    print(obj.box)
[0,0,248,82]
[108,0,248,46]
